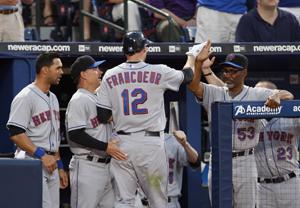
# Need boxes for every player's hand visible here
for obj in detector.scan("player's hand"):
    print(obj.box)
[202,56,215,72]
[196,40,212,63]
[41,155,57,173]
[265,93,280,108]
[58,169,69,189]
[4,0,18,5]
[173,130,188,147]
[106,139,128,160]
[186,41,207,58]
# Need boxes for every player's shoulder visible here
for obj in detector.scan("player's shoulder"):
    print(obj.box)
[164,133,174,141]
[203,82,225,93]
[13,84,34,101]
[49,91,58,99]
[164,133,180,147]
[248,85,273,95]
[69,89,87,102]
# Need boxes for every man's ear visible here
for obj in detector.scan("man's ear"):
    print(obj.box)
[80,71,86,80]
[40,66,49,75]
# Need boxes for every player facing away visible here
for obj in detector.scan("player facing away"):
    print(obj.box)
[187,46,294,208]
[6,52,68,208]
[66,55,127,208]
[135,131,201,208]
[254,81,300,208]
[97,31,197,208]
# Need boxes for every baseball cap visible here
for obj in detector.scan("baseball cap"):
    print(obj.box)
[70,55,106,80]
[219,53,248,69]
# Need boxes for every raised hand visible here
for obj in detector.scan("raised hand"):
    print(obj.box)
[196,40,212,63]
[173,130,188,147]
[202,56,216,70]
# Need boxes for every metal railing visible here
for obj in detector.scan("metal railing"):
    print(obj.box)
[79,0,176,41]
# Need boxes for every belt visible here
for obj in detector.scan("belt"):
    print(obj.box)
[258,172,297,184]
[45,151,56,155]
[168,196,178,203]
[232,148,254,158]
[117,130,160,137]
[86,155,111,164]
[0,8,18,15]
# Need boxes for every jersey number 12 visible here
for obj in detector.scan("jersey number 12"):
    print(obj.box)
[121,88,148,115]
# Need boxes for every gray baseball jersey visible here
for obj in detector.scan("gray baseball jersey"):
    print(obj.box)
[66,88,115,208]
[165,133,189,198]
[255,118,300,178]
[255,118,300,208]
[202,84,274,208]
[7,83,60,152]
[202,84,274,150]
[66,88,112,156]
[97,61,184,132]
[98,61,183,208]
[7,83,61,208]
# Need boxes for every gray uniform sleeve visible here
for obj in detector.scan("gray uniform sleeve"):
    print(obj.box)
[160,65,184,91]
[67,98,88,131]
[97,74,112,110]
[202,83,225,112]
[177,144,189,167]
[7,95,32,130]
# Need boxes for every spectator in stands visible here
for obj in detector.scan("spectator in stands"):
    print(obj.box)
[147,0,197,42]
[0,0,33,41]
[236,0,300,42]
[43,0,54,26]
[279,0,300,23]
[194,0,248,43]
[107,0,142,31]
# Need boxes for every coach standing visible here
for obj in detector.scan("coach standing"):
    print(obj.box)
[66,55,127,208]
[188,45,293,208]
[6,52,68,208]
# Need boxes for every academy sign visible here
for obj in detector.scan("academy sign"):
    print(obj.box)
[234,105,282,116]
[232,100,300,119]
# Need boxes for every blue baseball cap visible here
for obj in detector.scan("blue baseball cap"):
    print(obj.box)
[219,53,248,69]
[71,55,105,80]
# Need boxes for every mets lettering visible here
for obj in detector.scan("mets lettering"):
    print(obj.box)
[106,71,162,89]
[32,110,60,127]
[259,131,293,144]
[90,116,100,128]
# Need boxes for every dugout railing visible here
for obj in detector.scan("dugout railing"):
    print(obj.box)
[78,0,176,41]
[211,100,300,208]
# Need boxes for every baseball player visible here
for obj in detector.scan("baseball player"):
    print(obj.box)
[165,130,201,208]
[6,52,68,208]
[135,131,201,208]
[254,81,300,208]
[66,55,127,208]
[188,46,294,208]
[97,31,197,208]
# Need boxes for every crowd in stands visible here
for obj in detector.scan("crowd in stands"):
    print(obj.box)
[0,0,300,42]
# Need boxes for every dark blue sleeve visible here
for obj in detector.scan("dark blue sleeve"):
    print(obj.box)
[291,15,300,41]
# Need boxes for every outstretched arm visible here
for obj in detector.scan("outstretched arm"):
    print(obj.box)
[265,90,294,108]
[188,40,211,100]
[202,57,224,87]
[173,130,200,168]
